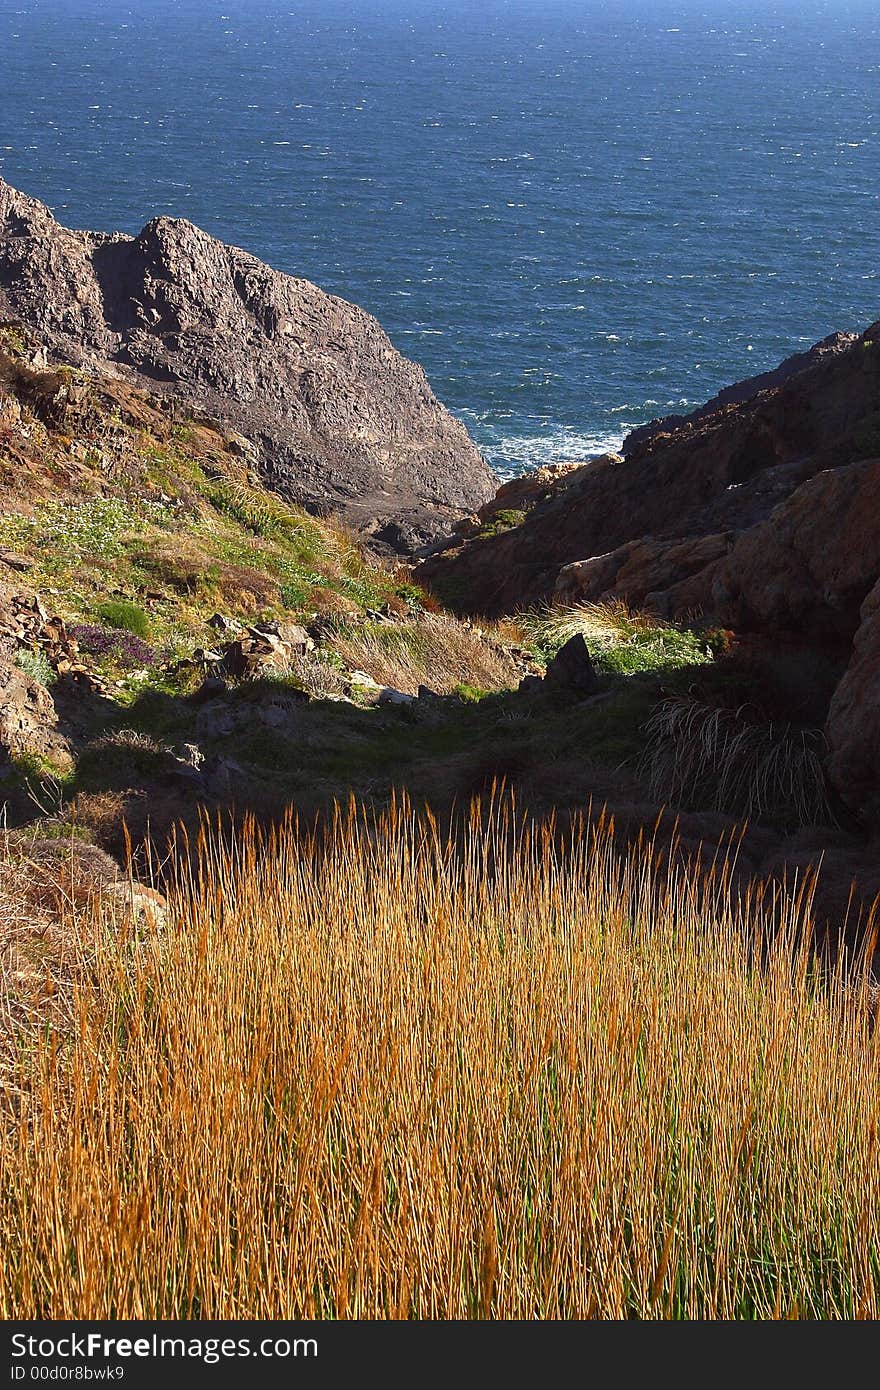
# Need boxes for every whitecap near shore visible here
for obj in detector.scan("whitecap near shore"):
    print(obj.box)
[456,412,625,478]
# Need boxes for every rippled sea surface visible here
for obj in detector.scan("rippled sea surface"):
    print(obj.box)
[1,0,878,475]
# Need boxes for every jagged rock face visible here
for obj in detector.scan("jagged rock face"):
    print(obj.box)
[0,179,495,549]
[419,323,880,613]
[622,329,859,453]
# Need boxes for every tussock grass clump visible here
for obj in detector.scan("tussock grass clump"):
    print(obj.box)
[528,596,659,648]
[97,599,152,639]
[0,833,119,1080]
[523,599,711,676]
[1,800,878,1319]
[329,613,520,694]
[641,695,834,828]
[275,650,350,700]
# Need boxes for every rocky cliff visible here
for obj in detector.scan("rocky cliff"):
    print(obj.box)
[0,179,495,549]
[418,318,880,822]
[420,319,880,615]
[621,329,860,453]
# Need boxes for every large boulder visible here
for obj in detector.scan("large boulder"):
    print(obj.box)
[702,458,880,641]
[555,533,732,611]
[0,179,496,550]
[0,657,72,770]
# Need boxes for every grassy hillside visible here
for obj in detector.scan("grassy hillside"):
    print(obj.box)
[0,330,423,676]
[6,329,796,852]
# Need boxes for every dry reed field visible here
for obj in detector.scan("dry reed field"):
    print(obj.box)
[1,798,879,1319]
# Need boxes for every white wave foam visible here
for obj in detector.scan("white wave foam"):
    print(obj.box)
[458,417,627,478]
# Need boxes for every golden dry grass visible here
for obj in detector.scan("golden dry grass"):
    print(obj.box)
[329,612,521,694]
[1,799,878,1319]
[523,596,662,648]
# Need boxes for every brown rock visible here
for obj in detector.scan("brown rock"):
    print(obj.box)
[251,619,313,654]
[826,579,880,821]
[103,880,168,931]
[419,323,880,613]
[623,329,860,452]
[544,634,598,695]
[554,532,732,610]
[702,458,880,640]
[0,548,34,573]
[476,460,595,522]
[0,658,72,768]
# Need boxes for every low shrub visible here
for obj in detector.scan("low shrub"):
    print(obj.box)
[70,624,156,668]
[479,508,526,538]
[279,651,349,700]
[14,648,57,687]
[97,601,152,640]
[75,729,175,787]
[131,538,212,594]
[453,683,490,703]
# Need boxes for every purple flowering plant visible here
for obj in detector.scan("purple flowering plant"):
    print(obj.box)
[70,623,157,668]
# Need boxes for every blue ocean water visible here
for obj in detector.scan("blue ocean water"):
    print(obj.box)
[1,0,878,476]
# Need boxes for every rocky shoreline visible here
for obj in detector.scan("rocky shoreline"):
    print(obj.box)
[420,317,880,825]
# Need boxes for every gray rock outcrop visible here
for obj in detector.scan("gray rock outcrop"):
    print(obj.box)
[0,179,495,550]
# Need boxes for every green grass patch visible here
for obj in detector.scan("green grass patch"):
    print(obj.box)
[478,508,526,538]
[522,599,713,677]
[97,601,152,639]
[0,498,173,563]
[453,682,491,703]
[592,625,710,676]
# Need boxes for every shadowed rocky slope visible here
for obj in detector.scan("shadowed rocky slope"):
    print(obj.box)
[0,179,495,550]
[419,319,880,822]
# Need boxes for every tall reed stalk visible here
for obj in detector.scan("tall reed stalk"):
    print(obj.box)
[1,797,877,1318]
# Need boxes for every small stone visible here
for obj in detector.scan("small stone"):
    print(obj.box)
[378,687,415,706]
[104,880,167,932]
[349,669,382,689]
[0,548,34,572]
[208,613,243,636]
